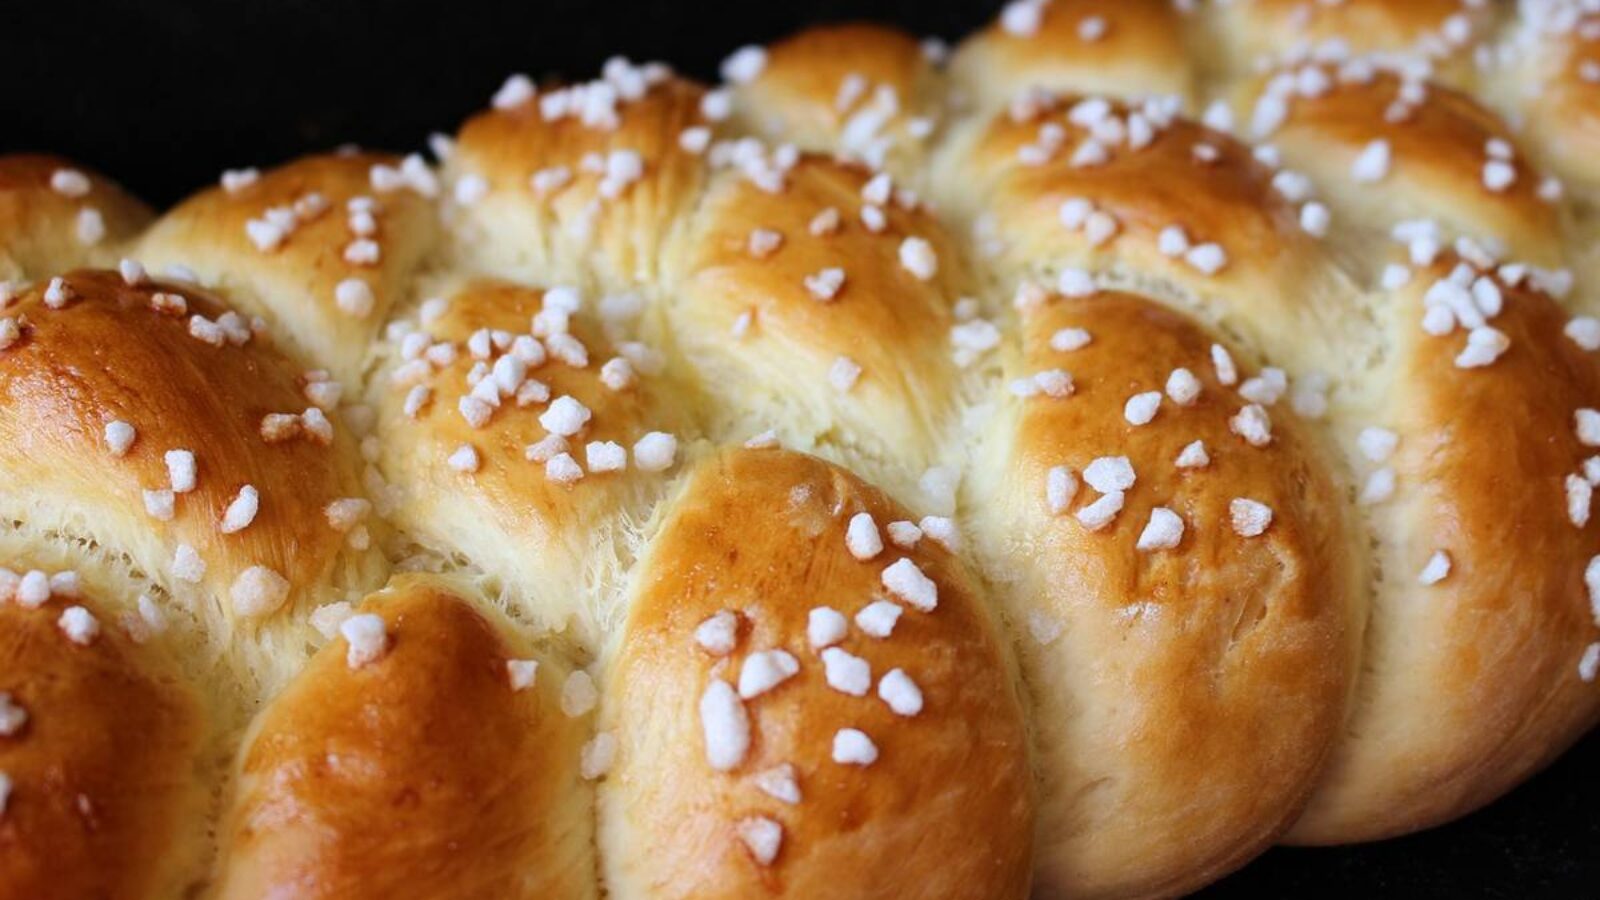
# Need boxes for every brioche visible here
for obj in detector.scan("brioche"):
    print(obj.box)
[2,1,1599,897]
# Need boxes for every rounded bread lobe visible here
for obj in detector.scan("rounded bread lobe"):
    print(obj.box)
[599,447,1033,900]
[0,154,152,281]
[1291,255,1600,842]
[0,589,205,900]
[943,94,1358,358]
[728,23,940,175]
[136,152,438,385]
[669,156,962,490]
[1241,66,1563,267]
[0,270,381,630]
[968,289,1353,897]
[1508,7,1600,192]
[450,75,710,289]
[951,0,1194,111]
[373,278,676,641]
[214,574,595,900]
[1208,0,1493,86]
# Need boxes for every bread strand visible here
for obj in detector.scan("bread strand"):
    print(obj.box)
[0,3,1593,890]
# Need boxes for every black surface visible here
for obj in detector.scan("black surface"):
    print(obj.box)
[4,2,1597,896]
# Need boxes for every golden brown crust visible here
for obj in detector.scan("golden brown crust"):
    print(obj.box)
[600,448,1033,900]
[0,592,205,900]
[1,10,1599,896]
[1511,12,1600,192]
[968,291,1353,897]
[450,77,709,289]
[731,23,939,175]
[373,279,679,641]
[1292,257,1600,842]
[952,0,1194,110]
[0,154,152,281]
[942,96,1358,358]
[214,574,594,900]
[1243,68,1563,266]
[1209,0,1492,84]
[136,153,437,385]
[668,157,962,490]
[0,270,382,627]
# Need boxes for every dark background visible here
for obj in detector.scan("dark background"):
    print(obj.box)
[5,1,1598,896]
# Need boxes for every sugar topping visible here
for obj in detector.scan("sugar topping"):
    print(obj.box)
[881,558,938,611]
[142,489,175,522]
[829,356,863,393]
[231,566,290,617]
[821,646,872,696]
[1229,499,1273,537]
[1418,550,1453,586]
[1576,409,1600,447]
[1351,139,1392,183]
[1083,456,1135,493]
[581,732,617,780]
[1076,490,1125,531]
[1586,557,1600,625]
[1050,327,1093,352]
[1360,468,1396,505]
[539,395,592,436]
[1358,427,1399,462]
[1567,474,1591,527]
[1229,404,1273,447]
[340,613,389,668]
[736,816,783,866]
[753,763,802,805]
[633,432,678,472]
[1166,368,1201,406]
[720,45,768,84]
[307,602,353,639]
[899,237,938,281]
[104,420,136,456]
[562,670,599,717]
[50,168,91,197]
[886,520,921,549]
[700,679,751,771]
[805,267,846,301]
[1124,391,1162,426]
[15,570,50,608]
[220,485,260,533]
[739,649,801,698]
[692,610,738,657]
[846,512,883,560]
[1136,507,1185,552]
[335,278,376,318]
[808,607,849,648]
[0,694,28,737]
[1210,344,1238,386]
[165,449,197,494]
[508,650,540,685]
[1175,440,1210,469]
[172,544,206,583]
[855,600,903,638]
[58,605,100,645]
[832,728,879,766]
[878,668,924,716]
[1046,465,1078,515]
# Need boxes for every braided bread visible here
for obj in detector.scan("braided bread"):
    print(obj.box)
[2,1,1598,897]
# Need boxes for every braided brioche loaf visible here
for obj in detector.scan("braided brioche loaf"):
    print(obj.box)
[3,0,1599,896]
